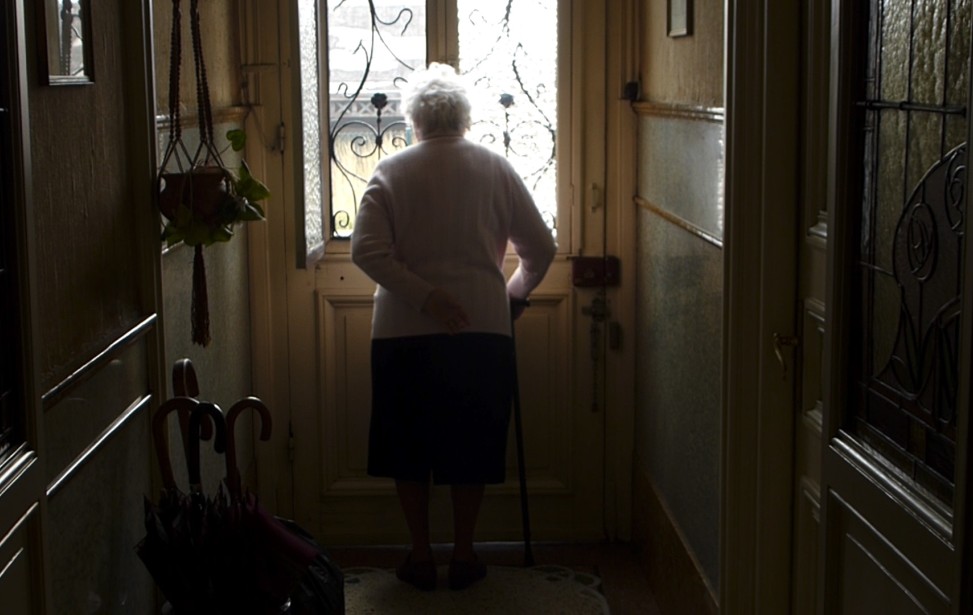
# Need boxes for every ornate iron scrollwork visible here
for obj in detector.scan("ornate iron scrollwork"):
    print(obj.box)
[328,2,417,237]
[325,0,559,239]
[853,0,971,502]
[879,145,966,432]
[463,2,559,226]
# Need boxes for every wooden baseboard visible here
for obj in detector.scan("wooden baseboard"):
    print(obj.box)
[632,467,719,614]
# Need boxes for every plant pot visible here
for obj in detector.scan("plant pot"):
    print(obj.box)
[158,166,231,226]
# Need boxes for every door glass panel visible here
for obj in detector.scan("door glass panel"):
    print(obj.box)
[457,0,559,232]
[298,0,560,248]
[298,0,426,245]
[852,0,971,506]
[298,0,326,251]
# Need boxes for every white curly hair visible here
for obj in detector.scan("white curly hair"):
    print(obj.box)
[403,62,471,139]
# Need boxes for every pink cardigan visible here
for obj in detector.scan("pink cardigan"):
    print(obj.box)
[351,135,556,339]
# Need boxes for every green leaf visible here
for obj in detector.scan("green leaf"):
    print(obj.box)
[162,223,185,247]
[234,197,265,222]
[242,201,266,221]
[174,202,194,227]
[227,129,247,152]
[235,169,271,203]
[217,193,243,224]
[231,160,271,203]
[212,225,234,243]
[183,221,212,247]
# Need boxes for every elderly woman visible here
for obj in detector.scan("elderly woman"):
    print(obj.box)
[351,63,556,591]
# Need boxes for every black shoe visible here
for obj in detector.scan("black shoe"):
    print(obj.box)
[396,552,437,591]
[448,556,487,590]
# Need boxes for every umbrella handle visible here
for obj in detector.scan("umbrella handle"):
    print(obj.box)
[170,358,213,441]
[224,396,272,497]
[152,397,199,491]
[172,358,200,397]
[187,402,226,491]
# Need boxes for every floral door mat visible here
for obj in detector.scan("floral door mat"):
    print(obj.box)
[344,564,610,614]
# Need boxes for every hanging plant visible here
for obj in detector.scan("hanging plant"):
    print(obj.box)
[156,0,270,347]
[159,129,269,248]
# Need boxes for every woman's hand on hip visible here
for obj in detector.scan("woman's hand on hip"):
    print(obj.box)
[422,288,471,334]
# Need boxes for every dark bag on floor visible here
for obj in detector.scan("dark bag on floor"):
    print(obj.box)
[278,518,345,614]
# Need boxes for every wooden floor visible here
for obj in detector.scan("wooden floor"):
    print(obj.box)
[329,541,663,615]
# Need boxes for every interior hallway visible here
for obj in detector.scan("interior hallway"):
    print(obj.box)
[3,0,973,613]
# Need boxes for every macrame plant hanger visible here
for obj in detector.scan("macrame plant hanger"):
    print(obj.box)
[158,0,230,347]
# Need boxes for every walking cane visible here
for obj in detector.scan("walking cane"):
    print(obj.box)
[510,298,535,567]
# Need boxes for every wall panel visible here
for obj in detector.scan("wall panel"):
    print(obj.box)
[0,505,39,615]
[43,338,148,484]
[829,493,950,614]
[28,0,143,388]
[46,409,155,613]
[635,105,724,595]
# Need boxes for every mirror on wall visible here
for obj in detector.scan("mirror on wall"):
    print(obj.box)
[38,0,93,85]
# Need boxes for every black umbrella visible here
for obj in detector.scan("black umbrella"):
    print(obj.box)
[207,397,308,612]
[137,399,226,612]
[210,396,344,614]
[139,358,343,613]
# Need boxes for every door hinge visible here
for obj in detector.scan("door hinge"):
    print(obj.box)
[274,121,285,153]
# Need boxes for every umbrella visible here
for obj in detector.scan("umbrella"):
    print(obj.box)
[209,397,309,612]
[137,398,226,612]
[209,397,344,614]
[139,358,343,613]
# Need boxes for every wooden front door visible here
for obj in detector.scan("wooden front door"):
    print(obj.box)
[244,0,626,546]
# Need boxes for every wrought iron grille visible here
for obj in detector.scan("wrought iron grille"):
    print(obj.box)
[458,0,559,232]
[852,0,970,505]
[324,0,422,238]
[299,0,559,243]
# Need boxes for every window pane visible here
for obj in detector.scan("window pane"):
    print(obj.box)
[458,0,558,232]
[309,1,560,242]
[298,0,324,250]
[326,0,426,239]
[851,0,970,507]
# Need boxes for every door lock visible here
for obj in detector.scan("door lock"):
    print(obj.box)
[581,294,609,322]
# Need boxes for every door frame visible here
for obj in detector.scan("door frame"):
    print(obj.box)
[722,1,802,612]
[0,0,47,609]
[243,0,639,539]
[237,0,295,516]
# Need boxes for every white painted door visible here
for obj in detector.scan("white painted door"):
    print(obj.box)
[245,0,622,545]
[817,1,972,611]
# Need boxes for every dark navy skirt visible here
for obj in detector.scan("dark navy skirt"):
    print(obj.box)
[367,333,514,485]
